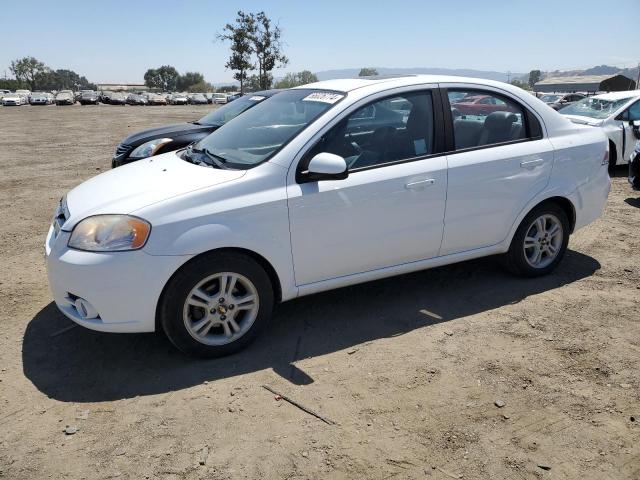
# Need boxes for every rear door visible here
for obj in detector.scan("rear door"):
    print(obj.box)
[440,85,554,256]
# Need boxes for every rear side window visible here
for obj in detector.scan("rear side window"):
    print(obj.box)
[448,89,529,150]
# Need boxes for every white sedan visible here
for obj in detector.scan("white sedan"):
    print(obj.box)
[559,90,640,167]
[46,75,610,357]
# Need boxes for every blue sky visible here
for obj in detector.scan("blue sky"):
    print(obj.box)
[2,0,639,84]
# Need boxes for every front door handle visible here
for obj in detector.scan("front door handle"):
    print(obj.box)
[520,159,544,169]
[405,178,435,189]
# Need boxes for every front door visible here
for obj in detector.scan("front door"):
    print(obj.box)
[287,90,448,286]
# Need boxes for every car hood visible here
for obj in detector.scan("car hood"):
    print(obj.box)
[63,151,245,230]
[121,122,214,147]
[561,114,604,127]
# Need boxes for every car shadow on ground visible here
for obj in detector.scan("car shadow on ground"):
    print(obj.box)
[23,250,600,402]
[624,197,640,208]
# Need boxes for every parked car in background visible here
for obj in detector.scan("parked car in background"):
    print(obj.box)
[126,93,148,106]
[451,93,518,116]
[55,90,75,106]
[49,76,610,357]
[29,92,53,105]
[227,92,241,102]
[15,89,31,101]
[100,91,114,104]
[539,92,586,111]
[205,93,214,104]
[112,89,281,167]
[109,92,127,105]
[559,90,640,168]
[2,92,25,106]
[189,93,208,105]
[79,91,100,105]
[170,93,189,105]
[213,93,228,104]
[147,93,167,105]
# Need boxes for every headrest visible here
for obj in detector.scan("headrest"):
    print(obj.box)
[483,111,517,131]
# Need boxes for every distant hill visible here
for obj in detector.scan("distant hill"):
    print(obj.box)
[314,67,523,82]
[541,64,638,81]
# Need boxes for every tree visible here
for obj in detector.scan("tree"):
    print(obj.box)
[177,71,205,91]
[144,65,180,91]
[274,70,318,88]
[217,11,256,94]
[186,81,214,93]
[10,56,47,90]
[251,11,288,90]
[528,69,542,88]
[0,79,27,91]
[358,67,378,77]
[40,69,96,91]
[510,79,531,91]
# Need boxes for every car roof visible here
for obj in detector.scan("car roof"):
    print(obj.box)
[590,90,640,101]
[294,75,527,93]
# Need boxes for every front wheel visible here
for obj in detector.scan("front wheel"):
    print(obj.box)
[503,203,570,277]
[159,252,274,357]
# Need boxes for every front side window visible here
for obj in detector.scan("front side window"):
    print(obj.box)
[304,91,435,171]
[449,89,526,149]
[624,100,640,121]
[196,89,344,168]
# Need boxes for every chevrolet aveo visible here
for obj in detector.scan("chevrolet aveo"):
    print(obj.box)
[46,76,610,357]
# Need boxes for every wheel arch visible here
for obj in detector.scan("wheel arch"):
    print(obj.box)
[154,247,283,331]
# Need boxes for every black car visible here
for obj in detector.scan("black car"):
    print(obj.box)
[79,91,99,105]
[112,89,281,167]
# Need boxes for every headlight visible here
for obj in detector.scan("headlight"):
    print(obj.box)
[129,138,172,159]
[68,215,151,252]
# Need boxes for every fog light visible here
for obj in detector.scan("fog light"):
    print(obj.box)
[74,298,99,320]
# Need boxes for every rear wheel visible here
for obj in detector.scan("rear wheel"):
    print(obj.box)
[503,203,570,277]
[159,252,274,357]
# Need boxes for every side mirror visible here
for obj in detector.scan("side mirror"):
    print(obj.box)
[632,120,640,128]
[301,152,348,182]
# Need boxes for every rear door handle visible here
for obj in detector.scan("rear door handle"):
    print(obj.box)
[520,159,544,169]
[405,179,435,189]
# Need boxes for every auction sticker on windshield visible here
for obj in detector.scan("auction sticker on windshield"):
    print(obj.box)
[249,96,266,101]
[303,92,343,104]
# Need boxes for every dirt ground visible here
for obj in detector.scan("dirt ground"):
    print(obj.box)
[0,103,638,480]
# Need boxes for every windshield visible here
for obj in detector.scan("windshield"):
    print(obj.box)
[196,89,344,168]
[198,95,267,126]
[559,97,630,119]
[541,94,562,103]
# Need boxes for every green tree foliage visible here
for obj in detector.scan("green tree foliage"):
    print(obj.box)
[0,78,28,90]
[38,69,95,91]
[177,71,205,91]
[510,79,531,91]
[10,56,47,90]
[186,81,214,93]
[274,70,318,88]
[358,67,379,77]
[252,11,288,90]
[7,56,95,91]
[218,11,256,94]
[528,69,542,88]
[144,65,180,91]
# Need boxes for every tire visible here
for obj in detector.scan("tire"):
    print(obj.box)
[502,202,570,277]
[159,252,274,358]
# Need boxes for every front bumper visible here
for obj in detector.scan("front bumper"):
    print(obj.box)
[45,226,191,333]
